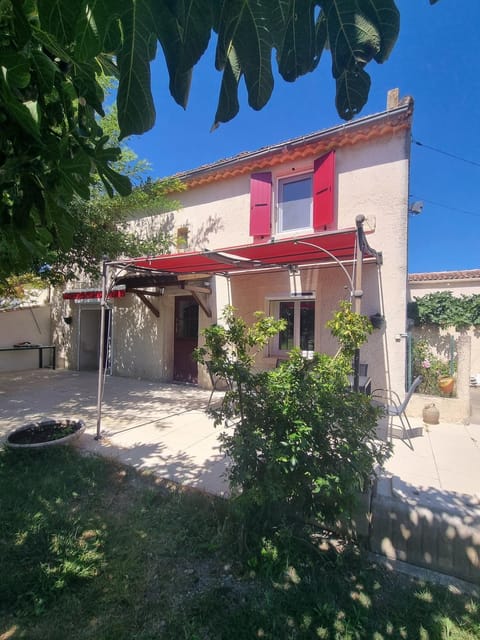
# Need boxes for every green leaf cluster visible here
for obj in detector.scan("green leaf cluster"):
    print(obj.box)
[0,1,131,280]
[39,176,184,285]
[0,1,412,282]
[408,291,480,331]
[326,300,374,358]
[195,305,389,545]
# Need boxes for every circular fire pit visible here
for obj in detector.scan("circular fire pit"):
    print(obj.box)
[6,419,86,449]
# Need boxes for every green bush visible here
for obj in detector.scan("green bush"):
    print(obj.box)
[412,338,453,396]
[195,306,389,546]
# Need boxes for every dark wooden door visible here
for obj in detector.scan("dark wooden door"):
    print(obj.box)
[173,296,199,383]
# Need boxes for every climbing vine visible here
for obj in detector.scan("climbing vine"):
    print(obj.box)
[408,292,480,330]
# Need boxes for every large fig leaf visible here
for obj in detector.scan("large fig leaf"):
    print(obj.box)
[214,0,274,118]
[358,0,400,62]
[323,0,381,77]
[322,0,398,119]
[116,0,157,138]
[37,0,85,47]
[212,46,242,128]
[270,0,319,82]
[335,66,371,120]
[152,0,213,108]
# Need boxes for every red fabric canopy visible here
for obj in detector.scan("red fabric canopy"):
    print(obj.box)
[63,287,126,300]
[121,228,373,275]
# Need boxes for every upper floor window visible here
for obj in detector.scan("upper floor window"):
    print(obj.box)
[277,174,313,233]
[249,150,335,243]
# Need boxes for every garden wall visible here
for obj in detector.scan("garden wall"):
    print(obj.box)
[411,326,480,379]
[407,335,471,424]
[0,305,52,371]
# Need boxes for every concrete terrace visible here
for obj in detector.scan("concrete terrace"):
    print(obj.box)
[1,369,479,584]
[0,369,230,496]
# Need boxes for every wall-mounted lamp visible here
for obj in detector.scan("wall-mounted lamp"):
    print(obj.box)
[408,201,424,215]
[63,316,73,325]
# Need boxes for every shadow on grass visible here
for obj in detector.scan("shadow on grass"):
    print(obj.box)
[0,445,479,640]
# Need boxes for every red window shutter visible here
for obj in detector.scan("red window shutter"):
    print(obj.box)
[313,150,335,230]
[249,172,272,240]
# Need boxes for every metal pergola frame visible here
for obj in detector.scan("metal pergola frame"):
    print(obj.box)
[95,216,382,438]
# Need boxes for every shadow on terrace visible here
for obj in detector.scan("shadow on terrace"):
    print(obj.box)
[0,369,229,496]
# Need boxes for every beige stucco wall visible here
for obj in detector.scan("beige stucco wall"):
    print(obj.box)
[409,279,480,300]
[51,293,92,370]
[0,305,52,370]
[409,280,480,377]
[53,122,412,399]
[110,286,215,382]
[410,326,480,379]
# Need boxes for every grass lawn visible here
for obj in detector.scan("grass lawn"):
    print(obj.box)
[0,445,478,640]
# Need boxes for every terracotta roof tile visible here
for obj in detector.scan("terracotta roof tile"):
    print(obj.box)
[409,270,480,282]
[165,99,414,190]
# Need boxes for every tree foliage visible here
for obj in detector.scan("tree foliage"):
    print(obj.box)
[195,306,389,546]
[41,177,184,285]
[1,0,408,280]
[408,292,480,330]
[0,2,133,279]
[411,338,452,396]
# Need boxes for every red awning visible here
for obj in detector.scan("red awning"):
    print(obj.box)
[120,228,375,275]
[63,286,126,300]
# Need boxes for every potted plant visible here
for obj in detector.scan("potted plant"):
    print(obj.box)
[438,375,455,396]
[412,339,455,397]
[369,313,385,330]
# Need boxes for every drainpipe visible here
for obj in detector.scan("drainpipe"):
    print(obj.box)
[352,215,366,392]
[95,258,108,440]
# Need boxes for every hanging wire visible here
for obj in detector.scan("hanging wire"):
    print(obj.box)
[412,138,480,169]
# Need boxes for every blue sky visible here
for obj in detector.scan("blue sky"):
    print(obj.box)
[129,1,480,274]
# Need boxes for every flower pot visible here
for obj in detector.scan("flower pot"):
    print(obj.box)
[423,403,439,425]
[369,313,385,330]
[6,419,86,449]
[438,376,455,396]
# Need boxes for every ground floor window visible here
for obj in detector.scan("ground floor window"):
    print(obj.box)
[269,299,315,355]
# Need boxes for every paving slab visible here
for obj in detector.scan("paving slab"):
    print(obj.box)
[1,369,479,501]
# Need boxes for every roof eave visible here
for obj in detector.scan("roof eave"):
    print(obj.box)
[171,99,413,189]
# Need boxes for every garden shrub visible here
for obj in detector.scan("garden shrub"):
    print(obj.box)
[408,291,480,330]
[195,305,389,546]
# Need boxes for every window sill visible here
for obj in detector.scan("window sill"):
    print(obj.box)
[273,227,314,240]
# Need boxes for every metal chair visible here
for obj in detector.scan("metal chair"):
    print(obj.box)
[372,375,423,445]
[348,363,371,394]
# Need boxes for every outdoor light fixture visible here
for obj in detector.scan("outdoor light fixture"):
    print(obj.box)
[408,201,424,215]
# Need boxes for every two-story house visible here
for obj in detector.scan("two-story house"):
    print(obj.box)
[57,90,413,398]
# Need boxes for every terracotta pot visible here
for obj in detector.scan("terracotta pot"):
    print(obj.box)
[438,376,455,396]
[423,403,439,425]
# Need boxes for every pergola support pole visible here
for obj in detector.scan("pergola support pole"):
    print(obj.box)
[95,258,108,440]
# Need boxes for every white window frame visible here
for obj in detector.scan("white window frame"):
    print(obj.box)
[268,296,316,357]
[275,171,313,236]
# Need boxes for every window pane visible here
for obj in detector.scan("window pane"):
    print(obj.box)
[300,301,315,351]
[176,300,199,338]
[279,301,294,351]
[279,176,312,231]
